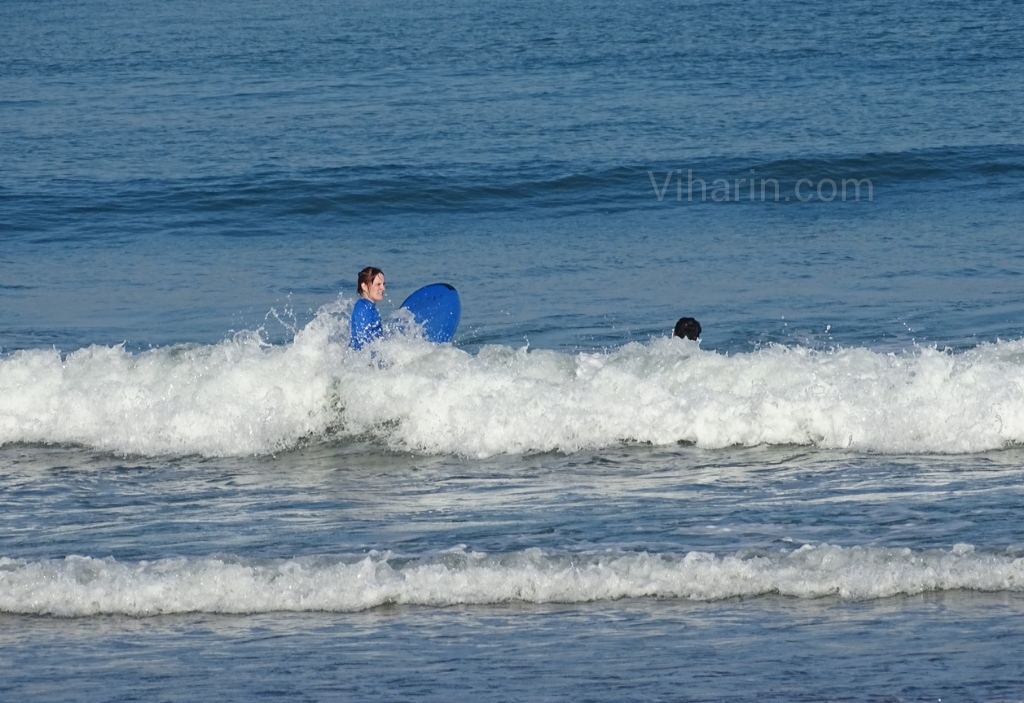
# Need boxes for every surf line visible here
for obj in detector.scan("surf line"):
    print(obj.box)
[648,169,873,203]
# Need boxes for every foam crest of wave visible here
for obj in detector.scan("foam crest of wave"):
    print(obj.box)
[345,336,1024,456]
[4,304,1024,456]
[0,299,354,456]
[1,544,1021,616]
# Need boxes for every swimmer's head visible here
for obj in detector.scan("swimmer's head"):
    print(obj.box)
[357,267,385,301]
[673,317,701,341]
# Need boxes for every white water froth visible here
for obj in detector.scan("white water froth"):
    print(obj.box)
[1,544,1021,616]
[3,302,1024,457]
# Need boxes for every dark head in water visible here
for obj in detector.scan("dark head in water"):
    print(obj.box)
[673,317,701,340]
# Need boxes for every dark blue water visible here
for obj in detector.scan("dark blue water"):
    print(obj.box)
[3,0,1024,699]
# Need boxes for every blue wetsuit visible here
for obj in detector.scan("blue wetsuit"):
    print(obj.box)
[350,297,383,350]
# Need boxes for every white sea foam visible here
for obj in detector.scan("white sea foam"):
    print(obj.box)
[3,303,1024,457]
[1,544,1022,616]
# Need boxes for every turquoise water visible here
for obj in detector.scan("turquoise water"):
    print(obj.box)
[3,0,1024,699]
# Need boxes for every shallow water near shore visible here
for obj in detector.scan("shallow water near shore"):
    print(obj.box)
[4,593,1024,702]
[3,444,1024,699]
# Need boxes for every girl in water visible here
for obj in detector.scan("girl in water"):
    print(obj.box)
[350,267,385,350]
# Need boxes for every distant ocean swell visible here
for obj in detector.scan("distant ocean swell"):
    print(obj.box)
[2,544,1021,616]
[3,145,1021,230]
[3,302,1024,457]
[647,144,1024,204]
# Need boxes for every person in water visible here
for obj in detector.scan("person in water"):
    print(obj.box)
[350,266,385,350]
[673,317,701,341]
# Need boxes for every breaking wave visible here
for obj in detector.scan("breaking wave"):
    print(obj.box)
[1,544,1021,617]
[3,300,1024,457]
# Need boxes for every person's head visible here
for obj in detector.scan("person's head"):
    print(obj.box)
[357,267,385,302]
[673,317,701,341]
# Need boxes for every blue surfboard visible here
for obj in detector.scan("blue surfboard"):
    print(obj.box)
[399,283,461,343]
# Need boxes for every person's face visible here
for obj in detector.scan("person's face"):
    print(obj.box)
[363,273,385,302]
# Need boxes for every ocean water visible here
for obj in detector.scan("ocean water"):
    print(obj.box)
[3,0,1024,700]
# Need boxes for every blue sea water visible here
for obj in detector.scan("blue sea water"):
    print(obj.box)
[3,0,1024,699]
